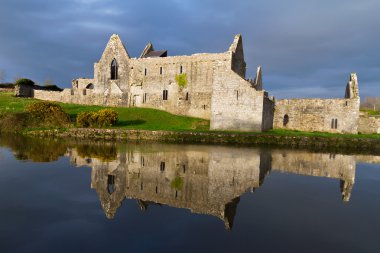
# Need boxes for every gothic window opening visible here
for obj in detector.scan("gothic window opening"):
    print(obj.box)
[283,114,289,127]
[111,59,118,80]
[185,92,189,101]
[163,90,168,100]
[156,186,158,194]
[160,162,165,172]
[160,67,163,75]
[180,65,183,74]
[107,175,116,195]
[182,165,186,173]
[203,105,206,110]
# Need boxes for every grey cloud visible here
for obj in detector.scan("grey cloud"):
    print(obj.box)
[0,0,378,99]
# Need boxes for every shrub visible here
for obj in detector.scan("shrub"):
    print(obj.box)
[25,101,70,127]
[76,111,96,128]
[96,109,119,127]
[175,73,187,88]
[0,112,30,132]
[15,78,35,87]
[76,109,118,128]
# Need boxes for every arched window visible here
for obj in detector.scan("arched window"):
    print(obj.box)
[283,114,289,127]
[111,59,118,80]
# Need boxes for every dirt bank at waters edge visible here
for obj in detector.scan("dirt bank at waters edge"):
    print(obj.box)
[25,128,380,152]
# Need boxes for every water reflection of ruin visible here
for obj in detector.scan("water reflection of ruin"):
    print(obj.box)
[68,145,356,230]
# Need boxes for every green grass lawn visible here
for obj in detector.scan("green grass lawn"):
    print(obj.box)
[361,109,380,116]
[0,92,209,131]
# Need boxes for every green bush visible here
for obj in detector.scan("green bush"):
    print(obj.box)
[175,73,187,88]
[76,109,118,128]
[25,101,70,127]
[0,112,30,132]
[15,78,35,87]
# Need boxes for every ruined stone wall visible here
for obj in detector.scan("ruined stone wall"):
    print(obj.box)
[33,88,125,107]
[93,34,130,94]
[127,53,231,119]
[273,98,360,134]
[262,95,275,131]
[210,65,272,132]
[14,84,33,97]
[72,78,94,90]
[358,114,380,134]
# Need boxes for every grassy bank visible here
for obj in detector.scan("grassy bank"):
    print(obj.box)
[0,92,209,131]
[0,91,379,140]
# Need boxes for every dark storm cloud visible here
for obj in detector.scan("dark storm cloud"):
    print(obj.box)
[0,0,379,98]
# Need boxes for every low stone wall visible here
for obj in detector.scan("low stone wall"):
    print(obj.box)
[0,88,14,92]
[358,115,380,134]
[274,98,360,134]
[33,88,126,107]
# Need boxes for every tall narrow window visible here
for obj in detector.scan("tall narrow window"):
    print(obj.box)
[111,59,118,80]
[141,156,145,167]
[160,67,163,75]
[107,175,116,195]
[163,90,168,100]
[185,92,189,101]
[160,162,165,172]
[143,93,148,103]
[144,68,147,76]
[283,114,289,127]
[335,119,338,129]
[180,65,183,74]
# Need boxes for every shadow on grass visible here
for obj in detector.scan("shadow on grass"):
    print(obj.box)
[116,119,146,127]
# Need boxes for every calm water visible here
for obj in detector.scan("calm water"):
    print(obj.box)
[0,135,380,253]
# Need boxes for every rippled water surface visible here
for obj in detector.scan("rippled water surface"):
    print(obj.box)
[0,135,379,253]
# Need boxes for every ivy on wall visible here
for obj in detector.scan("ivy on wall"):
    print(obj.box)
[175,73,187,88]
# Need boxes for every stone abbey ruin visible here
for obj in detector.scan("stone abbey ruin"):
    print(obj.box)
[18,33,379,133]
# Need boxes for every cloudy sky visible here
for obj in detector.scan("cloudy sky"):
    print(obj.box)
[0,0,379,99]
